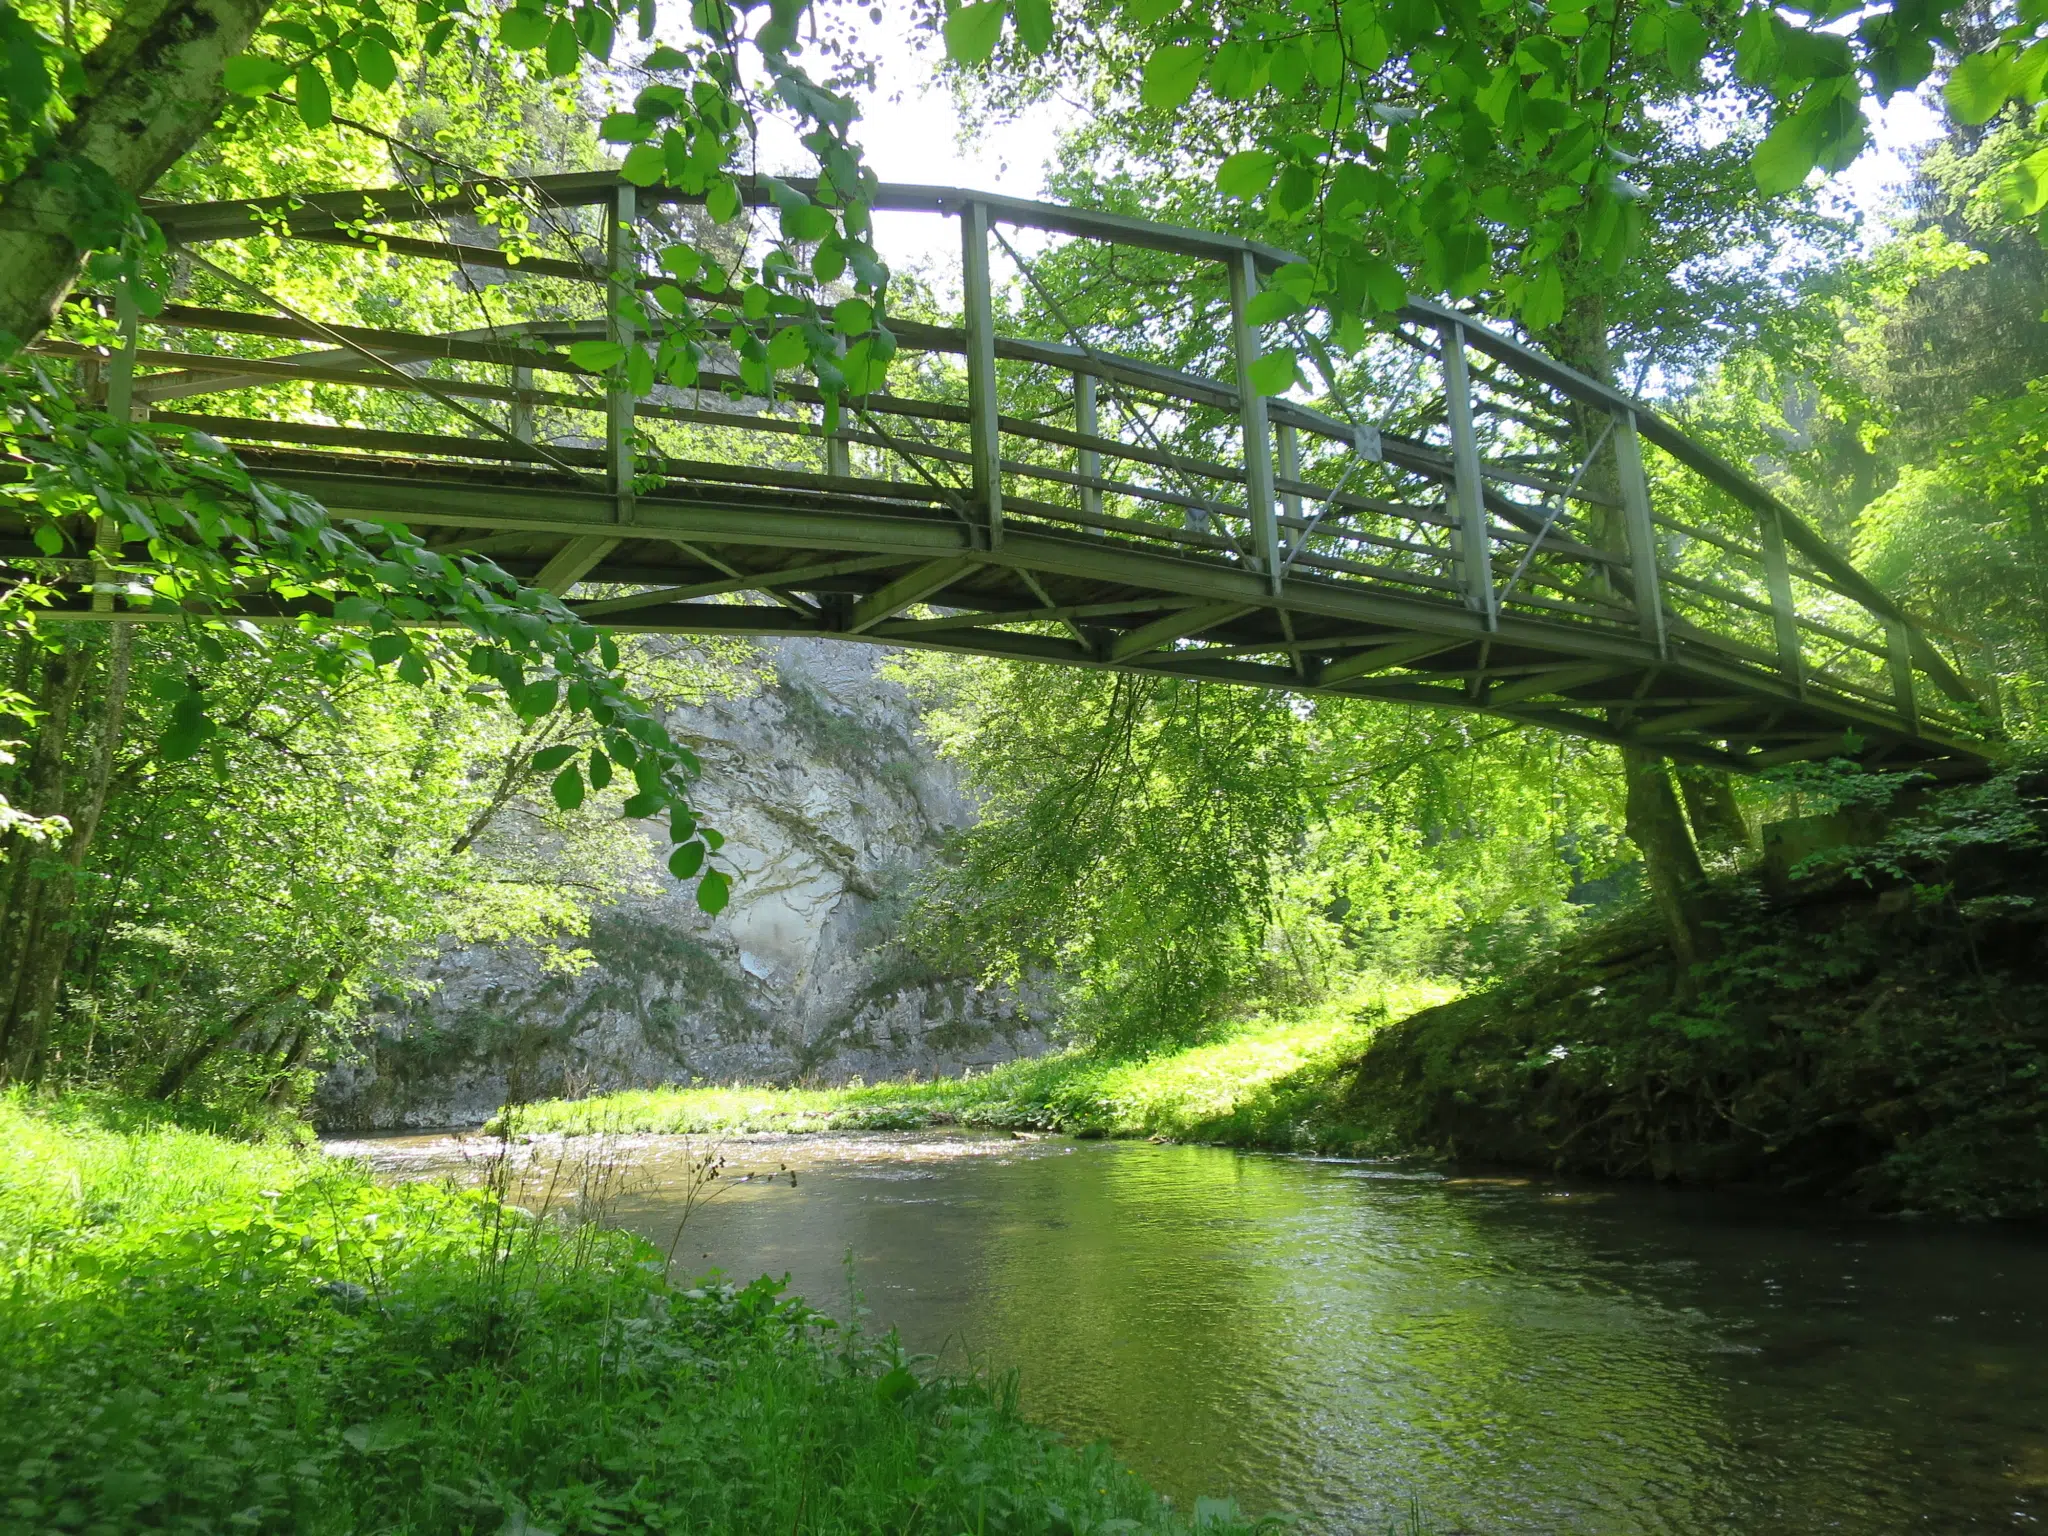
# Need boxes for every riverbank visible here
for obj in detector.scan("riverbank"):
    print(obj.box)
[1343,766,2048,1220]
[0,1092,1270,1534]
[503,769,2048,1222]
[491,978,1456,1145]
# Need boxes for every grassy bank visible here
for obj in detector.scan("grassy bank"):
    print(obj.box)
[1343,768,2048,1220]
[502,769,2048,1224]
[0,1093,1275,1534]
[495,977,1456,1146]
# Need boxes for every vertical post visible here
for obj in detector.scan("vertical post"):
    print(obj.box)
[1757,506,1803,690]
[1610,408,1667,656]
[1073,370,1101,520]
[510,364,534,447]
[1886,616,1919,733]
[824,428,851,479]
[960,200,1002,551]
[606,183,637,525]
[96,293,141,614]
[1226,250,1281,595]
[1276,420,1302,563]
[1439,323,1496,626]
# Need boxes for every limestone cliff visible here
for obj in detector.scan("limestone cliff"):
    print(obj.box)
[317,641,1045,1129]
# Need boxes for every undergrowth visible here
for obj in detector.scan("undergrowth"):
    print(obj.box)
[1340,764,2048,1219]
[0,1092,1278,1534]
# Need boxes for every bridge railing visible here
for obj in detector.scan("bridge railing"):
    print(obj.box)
[25,170,1987,758]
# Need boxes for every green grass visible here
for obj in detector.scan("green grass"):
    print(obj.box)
[0,1091,1277,1535]
[498,976,1459,1148]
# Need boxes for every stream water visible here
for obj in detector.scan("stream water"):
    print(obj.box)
[338,1129,2048,1534]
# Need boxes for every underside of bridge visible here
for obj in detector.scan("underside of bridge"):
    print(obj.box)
[2,172,2000,777]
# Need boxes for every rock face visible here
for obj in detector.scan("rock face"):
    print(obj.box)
[317,641,1047,1129]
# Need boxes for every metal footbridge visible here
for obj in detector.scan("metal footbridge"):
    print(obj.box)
[10,171,1997,773]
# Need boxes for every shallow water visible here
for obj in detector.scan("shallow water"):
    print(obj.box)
[336,1129,2048,1533]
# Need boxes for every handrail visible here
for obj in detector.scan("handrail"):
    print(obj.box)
[13,170,1986,774]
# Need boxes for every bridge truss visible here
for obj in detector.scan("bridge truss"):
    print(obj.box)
[7,171,1997,774]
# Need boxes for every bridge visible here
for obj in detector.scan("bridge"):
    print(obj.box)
[9,172,1997,774]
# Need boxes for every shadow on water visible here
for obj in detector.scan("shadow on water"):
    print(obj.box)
[336,1129,2048,1535]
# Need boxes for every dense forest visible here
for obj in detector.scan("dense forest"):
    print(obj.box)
[3,0,2047,1524]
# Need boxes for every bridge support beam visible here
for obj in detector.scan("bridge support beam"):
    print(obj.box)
[606,183,637,527]
[1439,323,1496,629]
[961,200,1003,551]
[1757,506,1804,692]
[1226,251,1282,596]
[1073,371,1102,520]
[1611,408,1667,657]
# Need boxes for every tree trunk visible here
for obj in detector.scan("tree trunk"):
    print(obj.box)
[0,640,89,1079]
[9,628,133,1080]
[1676,768,1749,854]
[1622,747,1713,975]
[1544,292,1716,971]
[0,0,272,354]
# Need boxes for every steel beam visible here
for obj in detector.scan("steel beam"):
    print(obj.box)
[1439,323,1497,628]
[1105,602,1255,662]
[847,556,979,633]
[1227,250,1282,595]
[961,200,1002,550]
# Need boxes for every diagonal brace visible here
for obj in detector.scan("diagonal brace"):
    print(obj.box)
[848,556,979,634]
[1106,602,1256,662]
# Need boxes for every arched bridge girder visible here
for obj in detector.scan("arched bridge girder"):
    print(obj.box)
[10,172,1997,776]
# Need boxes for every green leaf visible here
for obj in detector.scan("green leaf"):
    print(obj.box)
[1242,287,1300,325]
[1141,42,1205,110]
[545,16,580,75]
[943,1,1006,65]
[645,42,691,68]
[567,339,627,372]
[294,62,333,127]
[832,296,874,333]
[532,743,579,773]
[588,748,613,789]
[31,523,64,555]
[498,6,550,49]
[1663,5,1709,80]
[1215,150,1277,200]
[1945,50,2015,125]
[223,55,292,95]
[368,632,408,665]
[695,867,731,914]
[620,142,665,186]
[552,763,585,810]
[668,839,705,879]
[600,110,649,141]
[356,36,397,90]
[1520,261,1565,331]
[1246,347,1299,396]
[1752,110,1824,193]
[1014,0,1053,53]
[620,788,662,818]
[706,177,741,223]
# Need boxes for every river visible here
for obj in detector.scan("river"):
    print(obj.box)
[338,1129,2048,1534]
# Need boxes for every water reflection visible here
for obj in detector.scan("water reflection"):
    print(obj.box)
[337,1130,2048,1534]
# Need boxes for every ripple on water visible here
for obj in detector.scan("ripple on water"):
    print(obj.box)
[339,1132,2048,1536]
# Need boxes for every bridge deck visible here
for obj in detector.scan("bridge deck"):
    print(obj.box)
[5,172,1996,774]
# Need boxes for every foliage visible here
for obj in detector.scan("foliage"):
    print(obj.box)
[926,0,2025,342]
[1341,761,2048,1219]
[0,1091,1277,1534]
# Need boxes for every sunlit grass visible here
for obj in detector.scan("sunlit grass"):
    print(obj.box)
[501,975,1460,1147]
[0,1093,1276,1534]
